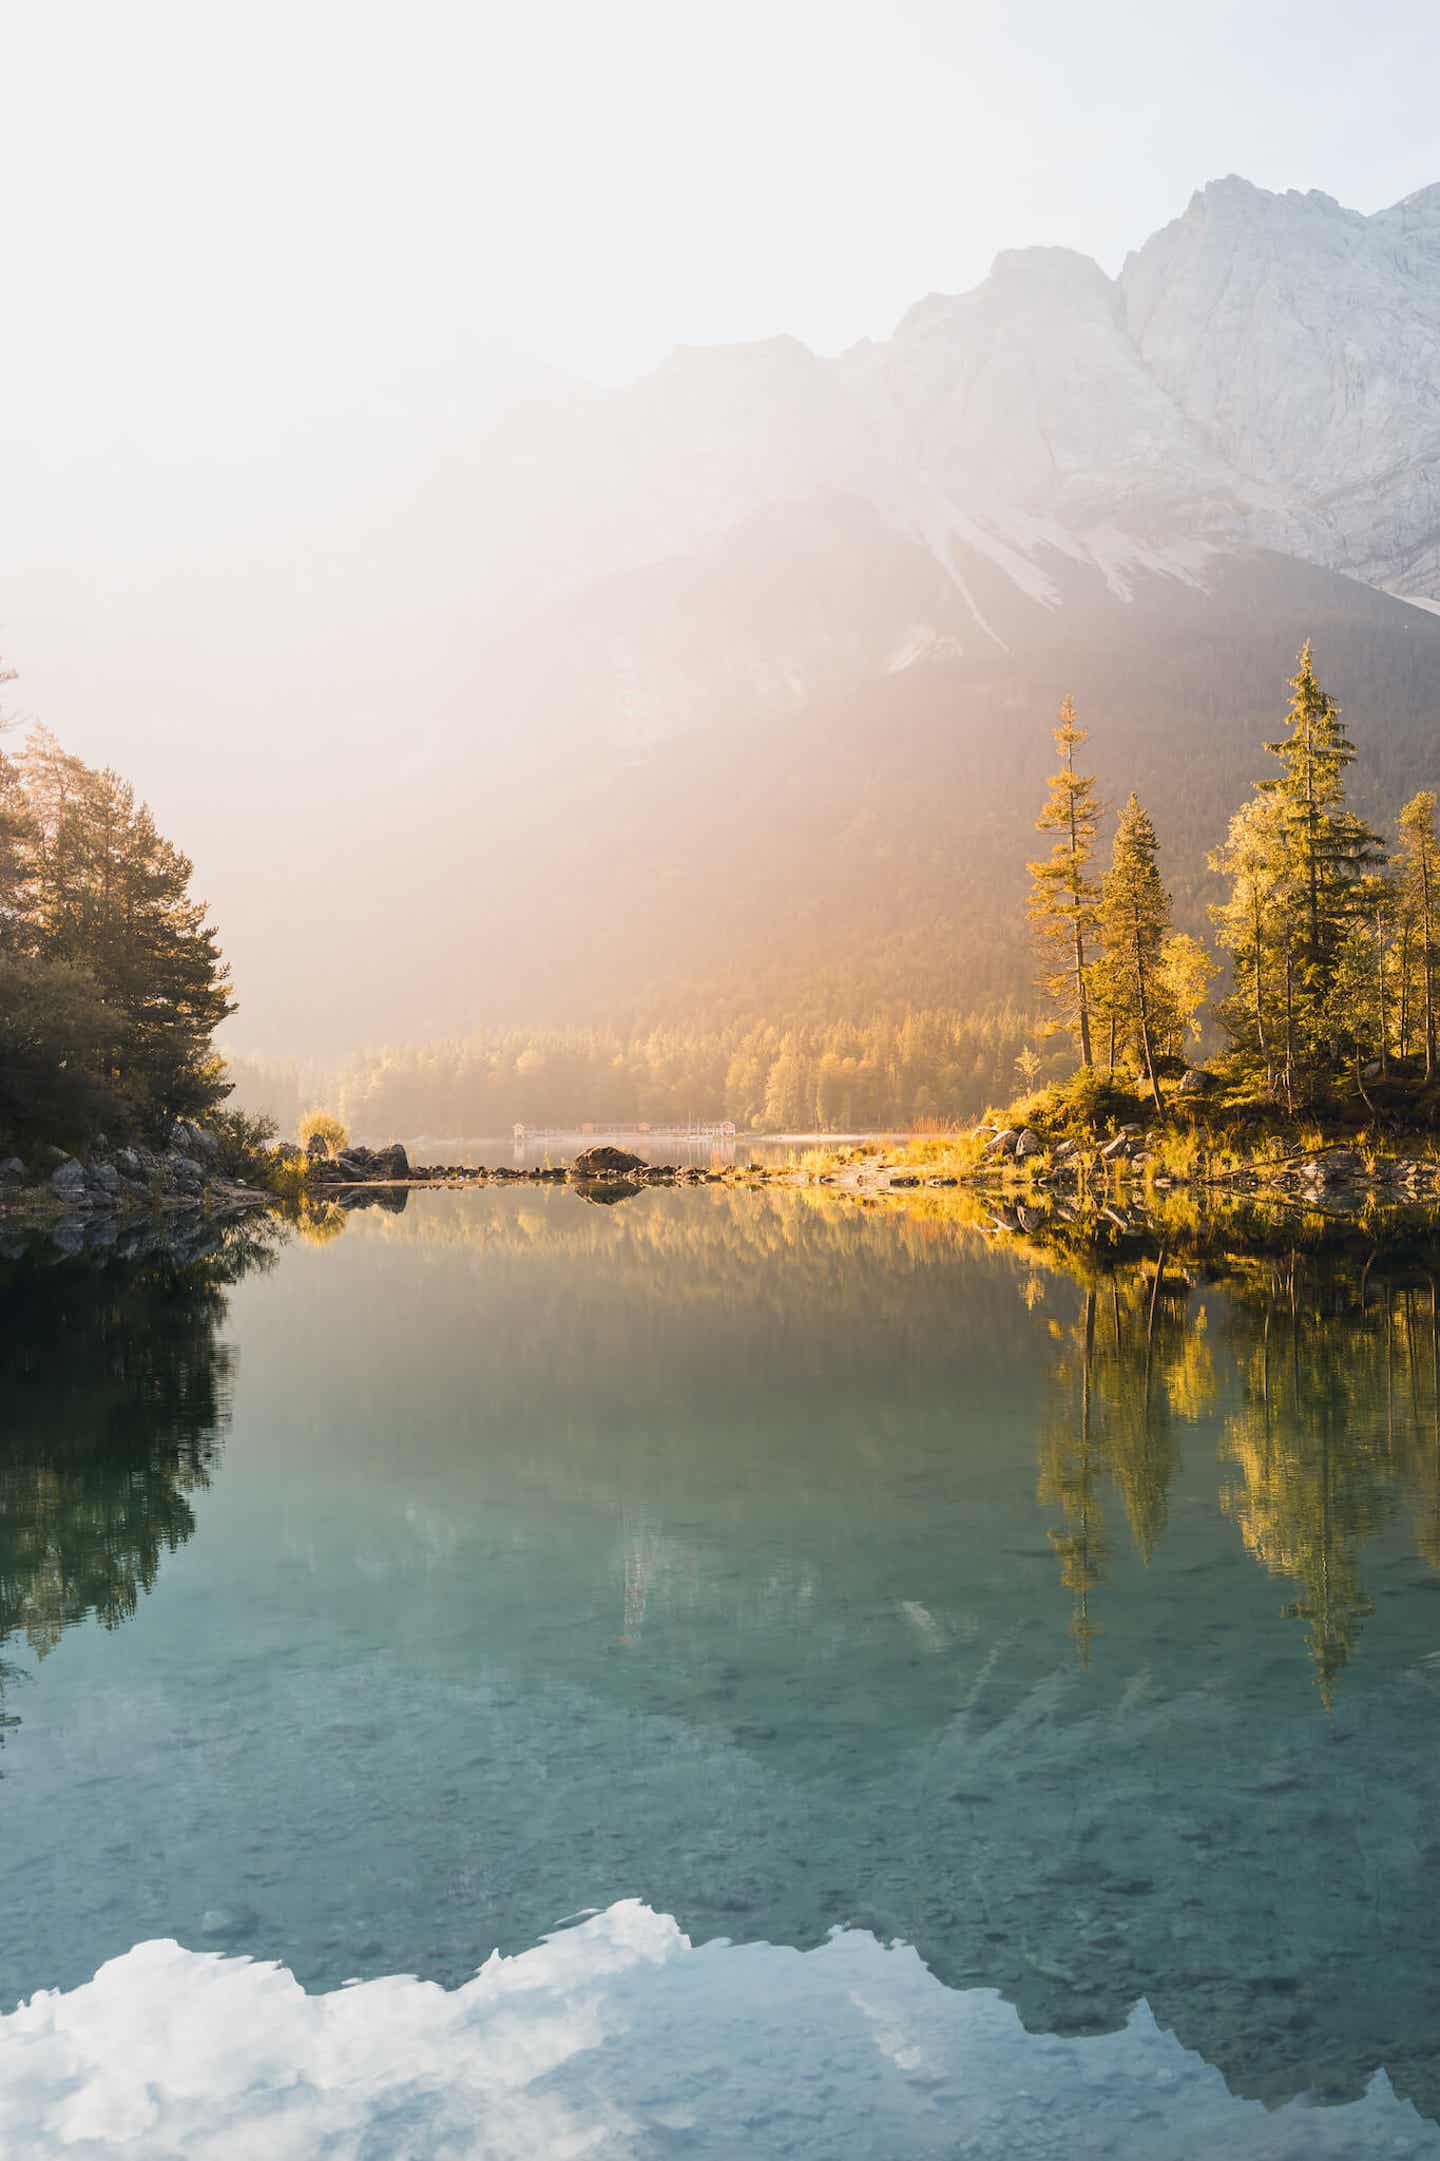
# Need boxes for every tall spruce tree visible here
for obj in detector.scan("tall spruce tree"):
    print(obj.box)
[1260,645,1382,1071]
[1098,793,1171,1102]
[1397,791,1440,1080]
[1028,696,1101,1068]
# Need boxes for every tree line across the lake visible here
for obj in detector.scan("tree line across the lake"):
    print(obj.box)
[1030,643,1440,1113]
[225,1006,1057,1143]
[0,682,234,1149]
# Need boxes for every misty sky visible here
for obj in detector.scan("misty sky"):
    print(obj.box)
[5,0,1440,1055]
[6,0,1440,455]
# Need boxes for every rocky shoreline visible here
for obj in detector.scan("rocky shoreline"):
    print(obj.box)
[0,1121,268,1222]
[11,1119,1440,1253]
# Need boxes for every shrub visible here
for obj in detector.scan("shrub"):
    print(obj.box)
[204,1106,278,1177]
[297,1109,347,1157]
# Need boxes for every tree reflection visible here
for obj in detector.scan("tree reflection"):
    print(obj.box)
[1039,1255,1209,1661]
[1034,1232,1440,1701]
[0,1219,279,1742]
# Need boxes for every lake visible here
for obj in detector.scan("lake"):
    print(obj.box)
[3,1187,1440,2156]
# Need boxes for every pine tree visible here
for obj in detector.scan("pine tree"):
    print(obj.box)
[1098,793,1171,1102]
[1397,791,1440,1079]
[1027,696,1101,1068]
[1259,644,1383,1073]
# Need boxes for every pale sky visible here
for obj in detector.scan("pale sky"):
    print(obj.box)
[5,0,1440,457]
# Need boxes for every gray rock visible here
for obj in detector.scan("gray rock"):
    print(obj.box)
[373,1141,410,1179]
[167,1153,205,1188]
[985,1128,1019,1158]
[1101,1134,1131,1162]
[88,1163,122,1195]
[115,1148,143,1177]
[1014,1129,1044,1160]
[1362,1060,1383,1081]
[1177,1068,1214,1096]
[0,1156,25,1184]
[170,1119,219,1161]
[51,1158,88,1199]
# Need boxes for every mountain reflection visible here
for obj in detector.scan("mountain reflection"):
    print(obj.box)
[1037,1239,1440,1699]
[0,1218,280,1738]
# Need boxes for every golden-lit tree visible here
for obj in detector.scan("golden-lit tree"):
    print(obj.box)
[1028,697,1102,1070]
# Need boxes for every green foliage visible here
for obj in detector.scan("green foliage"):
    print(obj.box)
[0,700,235,1150]
[203,1106,278,1178]
[1009,1067,1148,1138]
[0,953,116,1147]
[1097,792,1171,1098]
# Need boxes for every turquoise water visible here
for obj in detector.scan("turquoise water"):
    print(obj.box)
[4,1189,1440,2155]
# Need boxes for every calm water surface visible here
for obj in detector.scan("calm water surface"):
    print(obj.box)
[3,1188,1440,2155]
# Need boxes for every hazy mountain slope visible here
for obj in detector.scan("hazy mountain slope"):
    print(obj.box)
[90,167,1429,1056]
[343,547,1440,1052]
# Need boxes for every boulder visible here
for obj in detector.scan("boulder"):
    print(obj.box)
[571,1145,647,1177]
[88,1163,122,1196]
[172,1120,220,1161]
[1177,1068,1214,1096]
[1014,1129,1043,1160]
[51,1158,89,1202]
[1362,1060,1383,1082]
[984,1128,1019,1158]
[0,1156,25,1184]
[372,1141,410,1179]
[167,1153,205,1189]
[1051,1137,1077,1161]
[1100,1134,1131,1162]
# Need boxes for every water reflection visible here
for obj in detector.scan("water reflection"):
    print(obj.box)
[11,1193,1440,2129]
[1034,1240,1440,1700]
[0,1217,280,1742]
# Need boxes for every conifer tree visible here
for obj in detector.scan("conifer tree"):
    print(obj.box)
[1260,645,1382,1064]
[1098,793,1170,1102]
[1027,696,1101,1068]
[1397,791,1440,1079]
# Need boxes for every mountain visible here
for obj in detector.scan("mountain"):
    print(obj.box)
[16,174,1440,1056]
[329,175,1440,1052]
